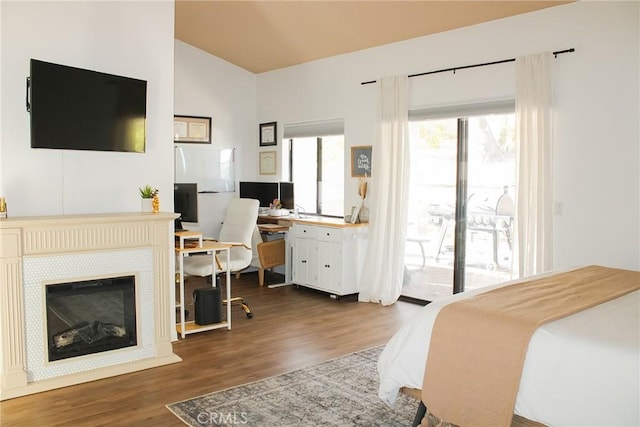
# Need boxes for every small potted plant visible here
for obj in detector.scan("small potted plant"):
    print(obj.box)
[139,185,158,212]
[269,198,287,217]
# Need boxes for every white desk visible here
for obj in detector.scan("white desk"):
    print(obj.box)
[288,218,367,297]
[175,240,232,338]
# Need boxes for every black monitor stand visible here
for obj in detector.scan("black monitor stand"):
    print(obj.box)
[175,218,184,232]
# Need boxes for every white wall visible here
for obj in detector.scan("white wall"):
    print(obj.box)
[255,1,639,271]
[6,1,636,272]
[174,40,256,238]
[0,1,175,216]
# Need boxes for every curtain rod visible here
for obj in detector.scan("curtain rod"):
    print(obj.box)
[360,48,575,85]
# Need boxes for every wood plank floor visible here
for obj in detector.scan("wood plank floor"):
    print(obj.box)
[0,272,422,426]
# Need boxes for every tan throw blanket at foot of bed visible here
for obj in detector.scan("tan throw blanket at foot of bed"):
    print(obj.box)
[421,265,640,427]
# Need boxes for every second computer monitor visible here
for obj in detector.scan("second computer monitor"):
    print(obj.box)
[174,183,198,223]
[279,182,294,210]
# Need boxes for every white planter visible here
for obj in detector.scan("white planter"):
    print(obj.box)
[269,208,289,217]
[141,198,153,212]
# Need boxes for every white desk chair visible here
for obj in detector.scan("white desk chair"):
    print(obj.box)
[182,198,259,318]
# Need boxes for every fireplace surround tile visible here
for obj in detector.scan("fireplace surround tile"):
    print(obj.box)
[23,249,155,382]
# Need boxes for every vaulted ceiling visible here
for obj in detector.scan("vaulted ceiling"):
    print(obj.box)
[175,1,571,74]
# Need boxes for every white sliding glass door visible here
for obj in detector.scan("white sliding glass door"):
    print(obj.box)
[402,107,515,302]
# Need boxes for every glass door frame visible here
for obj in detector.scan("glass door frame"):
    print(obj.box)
[453,118,468,295]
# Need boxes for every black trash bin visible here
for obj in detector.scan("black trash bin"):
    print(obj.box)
[193,277,222,325]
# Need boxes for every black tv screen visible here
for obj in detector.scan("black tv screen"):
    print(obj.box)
[174,183,198,223]
[239,181,278,207]
[28,59,147,153]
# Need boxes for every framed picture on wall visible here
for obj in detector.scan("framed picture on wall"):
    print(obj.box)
[259,122,277,146]
[259,151,277,175]
[351,145,372,177]
[174,115,212,143]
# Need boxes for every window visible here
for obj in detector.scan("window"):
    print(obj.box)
[284,120,344,217]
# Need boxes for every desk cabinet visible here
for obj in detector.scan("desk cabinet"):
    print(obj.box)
[290,223,367,296]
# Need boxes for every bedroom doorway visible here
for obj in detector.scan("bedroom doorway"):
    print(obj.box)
[402,106,516,303]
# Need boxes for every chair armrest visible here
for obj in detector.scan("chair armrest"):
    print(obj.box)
[212,241,250,271]
[223,241,251,250]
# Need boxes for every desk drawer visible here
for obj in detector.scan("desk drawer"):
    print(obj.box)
[292,224,318,239]
[316,227,342,242]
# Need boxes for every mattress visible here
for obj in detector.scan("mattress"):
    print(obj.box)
[378,269,640,426]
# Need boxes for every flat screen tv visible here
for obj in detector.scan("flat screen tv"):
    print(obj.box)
[28,59,147,153]
[239,181,278,207]
[174,183,198,224]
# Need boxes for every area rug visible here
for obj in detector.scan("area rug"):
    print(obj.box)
[166,346,417,426]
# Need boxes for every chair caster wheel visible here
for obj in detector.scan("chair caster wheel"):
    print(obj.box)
[246,312,254,319]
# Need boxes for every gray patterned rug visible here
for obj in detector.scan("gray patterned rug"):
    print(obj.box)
[166,346,418,426]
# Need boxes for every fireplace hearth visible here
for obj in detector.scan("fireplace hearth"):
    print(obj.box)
[46,276,137,362]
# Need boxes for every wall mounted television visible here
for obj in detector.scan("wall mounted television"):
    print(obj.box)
[27,59,147,153]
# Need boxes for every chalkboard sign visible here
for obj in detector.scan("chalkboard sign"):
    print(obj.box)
[174,145,235,192]
[351,146,372,177]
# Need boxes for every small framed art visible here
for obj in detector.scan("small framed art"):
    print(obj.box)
[260,122,277,146]
[349,205,361,224]
[174,115,211,144]
[351,145,372,177]
[259,151,277,175]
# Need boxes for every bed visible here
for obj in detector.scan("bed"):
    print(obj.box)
[378,266,640,427]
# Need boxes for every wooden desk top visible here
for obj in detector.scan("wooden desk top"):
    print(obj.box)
[258,224,289,233]
[289,216,367,228]
[259,215,367,228]
[175,230,203,238]
[175,240,233,254]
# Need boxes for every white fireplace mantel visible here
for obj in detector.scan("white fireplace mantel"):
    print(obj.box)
[0,212,182,400]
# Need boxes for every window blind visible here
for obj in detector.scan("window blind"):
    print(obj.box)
[283,118,344,139]
[409,99,515,121]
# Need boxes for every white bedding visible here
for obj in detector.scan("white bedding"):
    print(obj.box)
[378,270,640,427]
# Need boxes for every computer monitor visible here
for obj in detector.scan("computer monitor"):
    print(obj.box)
[174,183,198,225]
[279,182,295,210]
[239,181,278,207]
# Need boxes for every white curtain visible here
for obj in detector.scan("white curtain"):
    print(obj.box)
[358,76,410,305]
[514,52,553,277]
